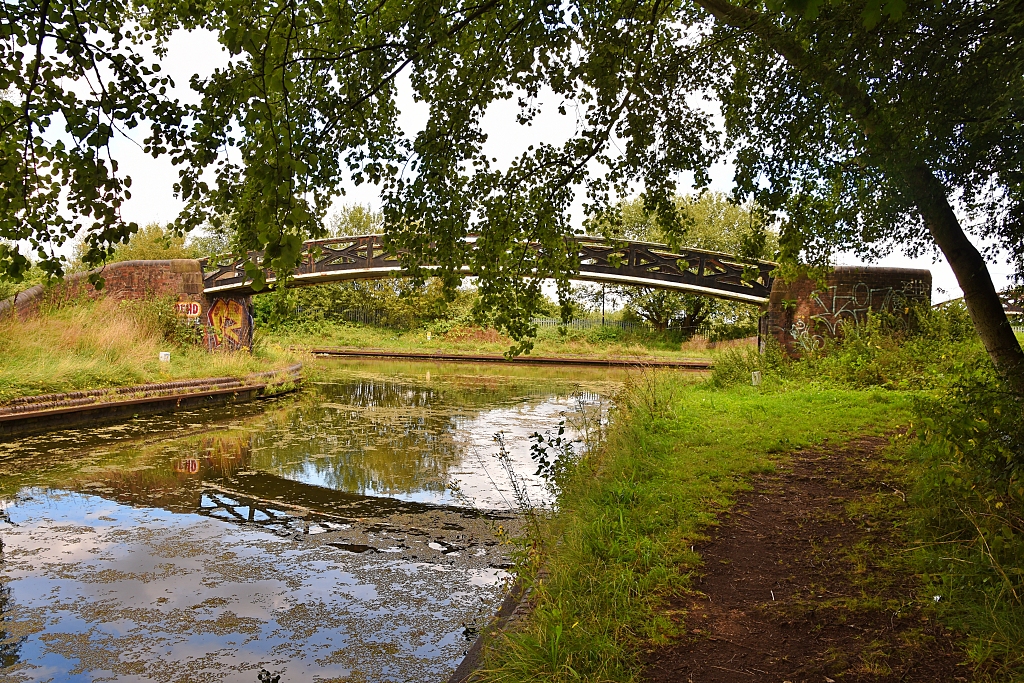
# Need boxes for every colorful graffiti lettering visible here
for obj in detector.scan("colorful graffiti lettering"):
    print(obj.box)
[174,301,201,318]
[207,297,249,350]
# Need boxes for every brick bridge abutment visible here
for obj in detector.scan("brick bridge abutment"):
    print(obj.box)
[762,266,932,357]
[0,259,254,351]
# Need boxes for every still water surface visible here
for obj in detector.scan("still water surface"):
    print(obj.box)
[0,360,623,682]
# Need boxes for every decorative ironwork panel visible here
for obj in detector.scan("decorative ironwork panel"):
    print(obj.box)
[203,235,776,304]
[571,238,775,302]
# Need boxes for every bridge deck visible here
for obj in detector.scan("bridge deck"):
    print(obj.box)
[202,235,776,305]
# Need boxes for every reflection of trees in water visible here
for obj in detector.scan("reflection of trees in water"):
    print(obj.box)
[0,535,25,669]
[250,378,547,496]
[28,376,587,511]
[61,434,254,513]
[251,379,467,496]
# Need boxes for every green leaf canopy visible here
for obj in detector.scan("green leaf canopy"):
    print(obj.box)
[4,0,1023,381]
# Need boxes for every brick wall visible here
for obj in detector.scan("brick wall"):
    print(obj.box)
[765,266,932,357]
[96,259,206,303]
[0,259,206,318]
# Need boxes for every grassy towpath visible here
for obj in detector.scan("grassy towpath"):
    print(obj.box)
[471,374,936,681]
[643,434,967,682]
[466,358,1013,683]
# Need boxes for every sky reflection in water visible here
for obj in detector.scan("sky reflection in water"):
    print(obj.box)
[0,360,622,682]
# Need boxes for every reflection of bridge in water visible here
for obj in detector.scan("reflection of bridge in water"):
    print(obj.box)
[197,469,500,541]
[202,235,776,305]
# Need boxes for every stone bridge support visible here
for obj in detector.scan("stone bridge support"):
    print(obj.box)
[762,266,932,357]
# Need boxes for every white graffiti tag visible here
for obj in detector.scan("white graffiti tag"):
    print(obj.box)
[789,318,824,352]
[809,283,897,335]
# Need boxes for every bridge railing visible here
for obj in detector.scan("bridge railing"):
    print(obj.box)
[202,234,777,305]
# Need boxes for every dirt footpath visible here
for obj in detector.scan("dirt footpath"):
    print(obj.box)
[643,436,971,683]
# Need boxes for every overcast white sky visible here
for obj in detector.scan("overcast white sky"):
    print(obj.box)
[106,29,1017,304]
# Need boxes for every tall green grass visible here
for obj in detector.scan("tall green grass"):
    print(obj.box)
[0,296,296,402]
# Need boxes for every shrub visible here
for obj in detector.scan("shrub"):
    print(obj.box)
[710,302,986,392]
[253,279,479,332]
[910,369,1024,674]
[118,296,205,348]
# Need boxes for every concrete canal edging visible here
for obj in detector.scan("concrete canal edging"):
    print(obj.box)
[448,578,531,683]
[0,364,303,438]
[310,348,714,369]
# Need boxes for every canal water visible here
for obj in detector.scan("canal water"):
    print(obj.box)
[0,360,623,682]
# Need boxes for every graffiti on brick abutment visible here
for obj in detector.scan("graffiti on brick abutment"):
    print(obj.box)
[206,297,253,351]
[787,278,930,351]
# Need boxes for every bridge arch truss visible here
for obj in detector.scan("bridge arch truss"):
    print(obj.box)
[202,235,776,305]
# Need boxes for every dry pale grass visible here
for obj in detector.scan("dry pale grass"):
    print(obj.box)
[0,298,294,402]
[678,334,758,354]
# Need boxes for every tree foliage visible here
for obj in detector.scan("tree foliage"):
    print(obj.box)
[1,0,180,284]
[327,204,383,237]
[104,222,196,262]
[3,0,1023,380]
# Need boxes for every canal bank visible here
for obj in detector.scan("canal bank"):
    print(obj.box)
[309,347,713,369]
[0,364,303,438]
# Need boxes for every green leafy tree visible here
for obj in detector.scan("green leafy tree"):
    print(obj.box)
[697,0,1024,392]
[605,193,776,336]
[6,0,1023,385]
[327,204,383,237]
[105,222,198,262]
[0,242,47,300]
[186,221,235,261]
[1,0,180,284]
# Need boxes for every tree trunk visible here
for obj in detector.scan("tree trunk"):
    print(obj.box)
[900,163,1024,394]
[689,0,1024,393]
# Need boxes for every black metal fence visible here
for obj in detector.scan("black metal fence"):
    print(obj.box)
[341,308,388,327]
[531,317,646,332]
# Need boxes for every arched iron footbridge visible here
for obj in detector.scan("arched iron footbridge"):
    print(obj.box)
[202,235,776,305]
